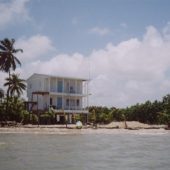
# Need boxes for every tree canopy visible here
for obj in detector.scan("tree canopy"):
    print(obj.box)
[4,74,26,97]
[0,38,22,74]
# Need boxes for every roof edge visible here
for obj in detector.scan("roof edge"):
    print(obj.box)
[27,73,89,81]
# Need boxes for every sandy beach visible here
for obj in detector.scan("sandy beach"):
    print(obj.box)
[0,121,169,135]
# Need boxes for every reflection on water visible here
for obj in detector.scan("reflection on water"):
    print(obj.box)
[0,133,170,170]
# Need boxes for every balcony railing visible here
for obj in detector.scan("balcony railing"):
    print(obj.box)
[50,105,82,110]
[50,88,82,94]
[64,106,82,110]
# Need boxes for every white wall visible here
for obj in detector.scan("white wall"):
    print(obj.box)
[27,74,86,110]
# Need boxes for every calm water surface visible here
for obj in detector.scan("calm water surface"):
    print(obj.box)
[0,132,170,170]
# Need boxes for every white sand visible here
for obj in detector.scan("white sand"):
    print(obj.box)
[0,127,168,135]
[0,121,169,135]
[99,121,166,129]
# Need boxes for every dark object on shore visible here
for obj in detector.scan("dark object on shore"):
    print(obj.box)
[93,122,97,129]
[0,121,17,127]
[165,122,170,130]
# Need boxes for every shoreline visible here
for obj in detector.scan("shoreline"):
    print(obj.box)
[0,121,169,135]
[0,127,169,135]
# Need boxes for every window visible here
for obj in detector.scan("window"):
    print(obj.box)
[67,83,69,92]
[58,80,63,92]
[66,99,69,106]
[50,98,53,105]
[70,86,74,93]
[76,99,79,106]
[57,97,62,109]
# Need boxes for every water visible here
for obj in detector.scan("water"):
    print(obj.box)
[0,132,170,170]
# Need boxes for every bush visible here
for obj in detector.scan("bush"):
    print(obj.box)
[40,113,52,124]
[30,114,38,124]
[157,112,170,124]
[20,110,38,124]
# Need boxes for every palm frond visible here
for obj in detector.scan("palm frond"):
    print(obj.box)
[0,38,22,73]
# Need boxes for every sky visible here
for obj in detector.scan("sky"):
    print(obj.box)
[1,0,170,108]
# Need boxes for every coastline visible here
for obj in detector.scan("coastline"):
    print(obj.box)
[0,121,169,135]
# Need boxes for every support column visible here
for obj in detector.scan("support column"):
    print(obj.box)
[69,80,70,110]
[62,78,64,109]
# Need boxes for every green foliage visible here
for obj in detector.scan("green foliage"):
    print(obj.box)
[21,110,30,124]
[75,114,81,121]
[0,97,28,123]
[112,109,126,121]
[88,109,96,122]
[40,113,51,124]
[4,74,26,97]
[98,112,113,124]
[0,102,6,121]
[0,42,26,123]
[0,38,22,73]
[30,114,38,124]
[157,112,170,124]
[40,111,55,125]
[88,94,170,125]
[20,110,38,124]
[6,97,25,122]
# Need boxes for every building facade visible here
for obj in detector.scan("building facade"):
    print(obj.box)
[27,73,89,123]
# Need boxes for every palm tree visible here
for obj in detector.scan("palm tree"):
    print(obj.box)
[0,38,23,76]
[4,74,26,97]
[0,38,23,114]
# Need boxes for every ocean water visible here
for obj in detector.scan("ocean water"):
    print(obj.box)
[0,132,170,170]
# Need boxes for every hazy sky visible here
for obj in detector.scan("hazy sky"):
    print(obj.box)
[1,0,170,107]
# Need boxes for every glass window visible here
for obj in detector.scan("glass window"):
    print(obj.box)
[77,99,79,106]
[57,80,63,92]
[57,97,62,109]
[66,99,69,106]
[50,97,53,105]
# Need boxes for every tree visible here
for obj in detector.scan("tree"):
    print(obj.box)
[4,74,26,97]
[0,38,23,115]
[0,38,23,75]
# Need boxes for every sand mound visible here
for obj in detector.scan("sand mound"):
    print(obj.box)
[99,121,165,129]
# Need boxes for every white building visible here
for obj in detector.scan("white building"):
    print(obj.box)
[26,73,89,123]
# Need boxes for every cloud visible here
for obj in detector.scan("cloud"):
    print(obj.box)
[2,24,170,108]
[162,21,170,40]
[0,0,30,28]
[15,35,55,63]
[0,72,7,92]
[89,27,111,36]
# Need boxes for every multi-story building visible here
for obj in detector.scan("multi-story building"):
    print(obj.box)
[26,73,89,124]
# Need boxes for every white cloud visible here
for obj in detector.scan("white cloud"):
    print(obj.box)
[2,24,170,108]
[16,35,55,62]
[0,0,30,28]
[162,22,170,40]
[0,72,7,93]
[89,27,111,36]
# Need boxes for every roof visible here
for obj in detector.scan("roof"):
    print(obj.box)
[27,73,89,82]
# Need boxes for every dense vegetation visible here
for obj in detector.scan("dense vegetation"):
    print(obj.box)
[88,95,170,125]
[0,38,30,124]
